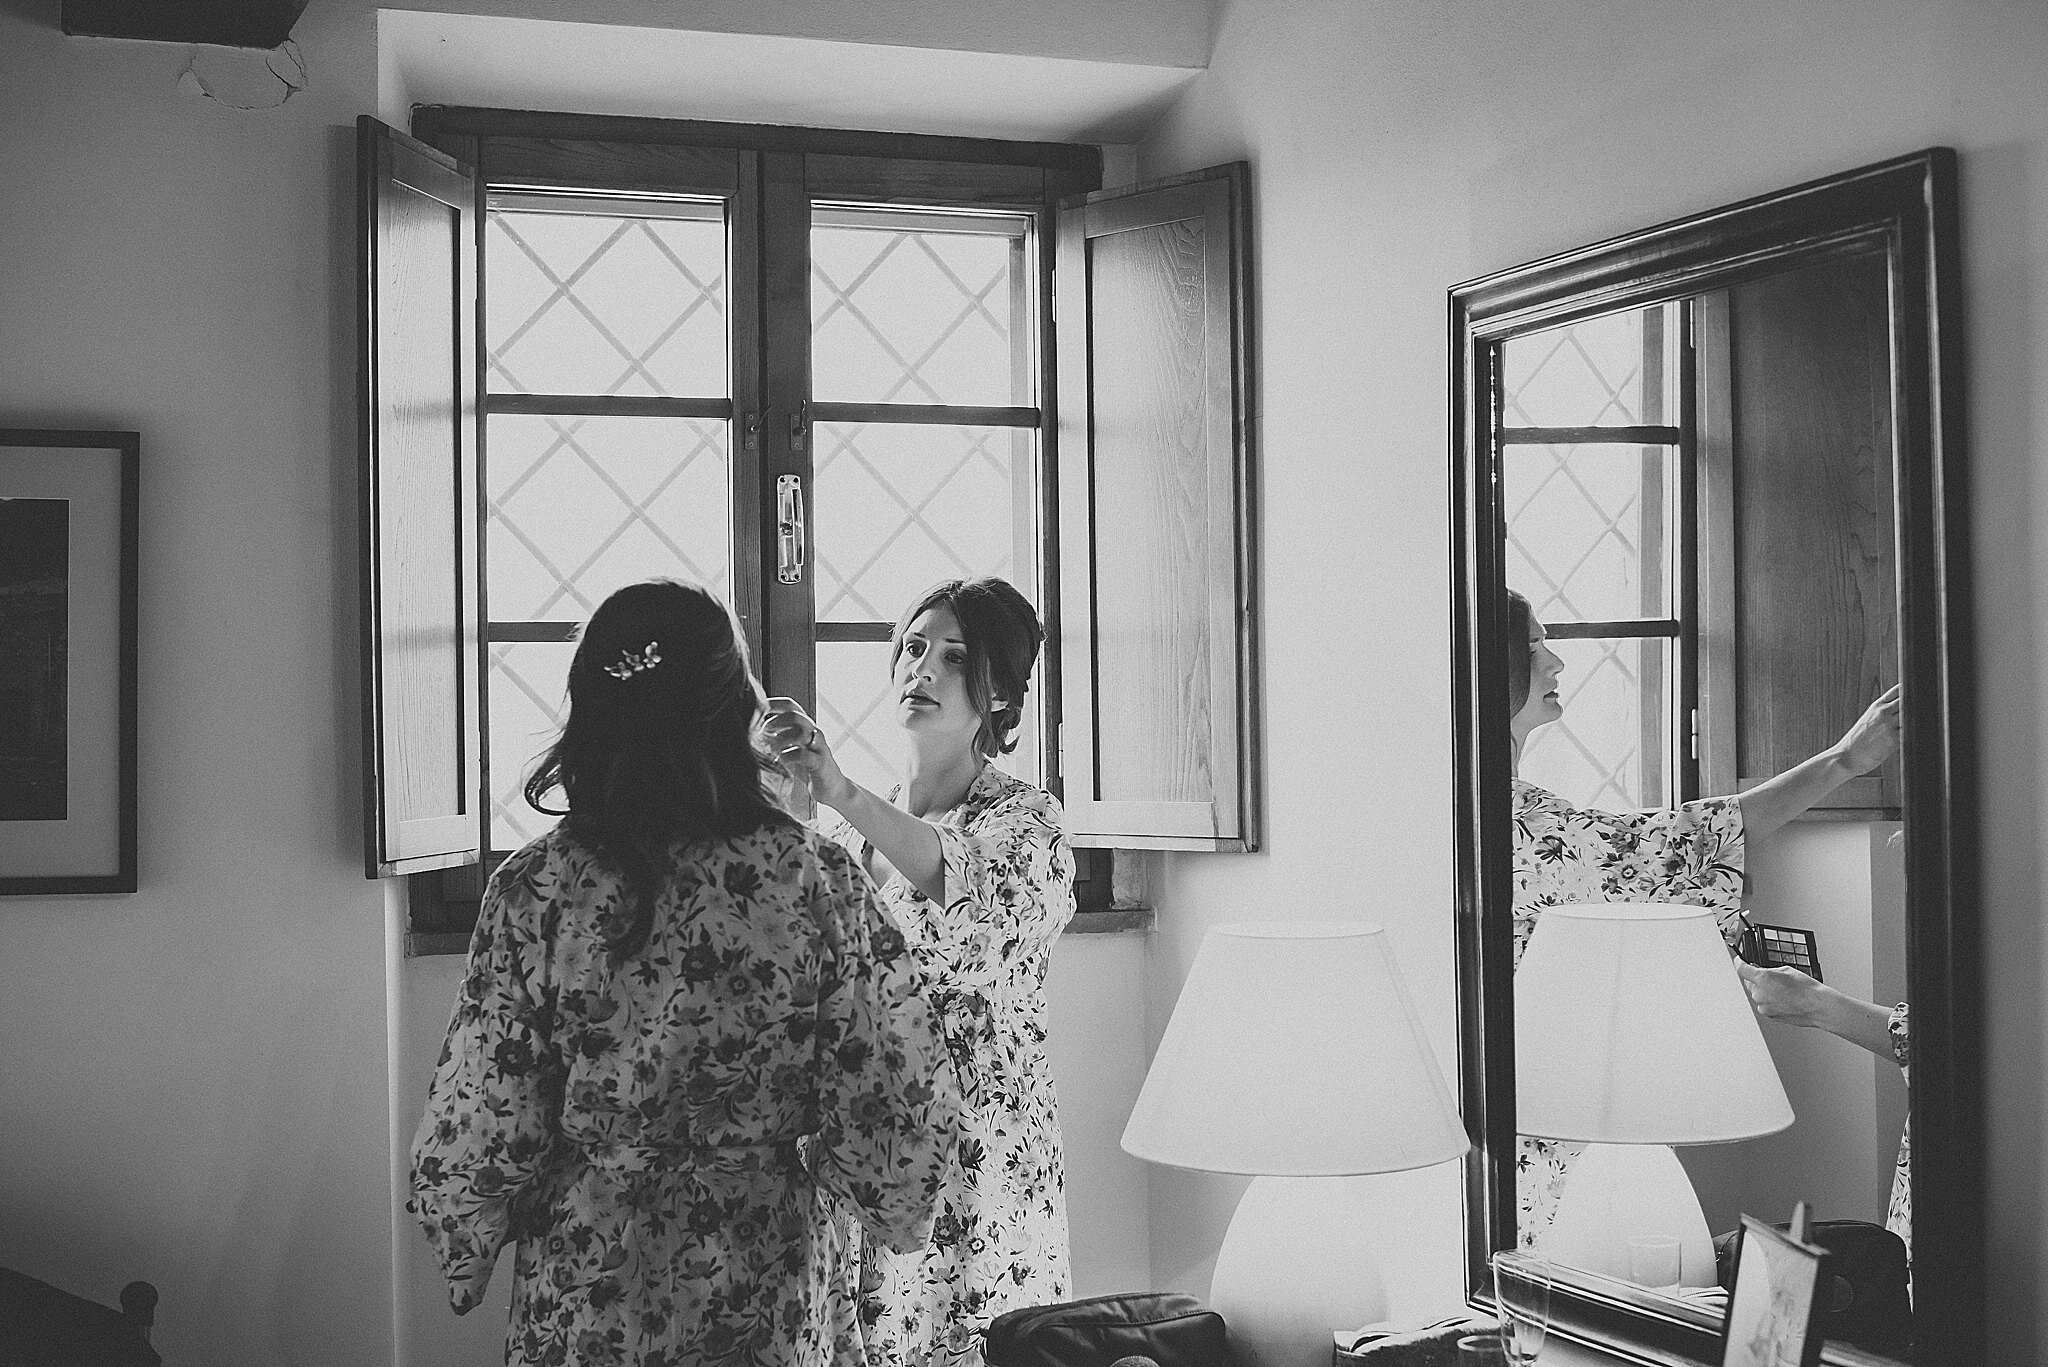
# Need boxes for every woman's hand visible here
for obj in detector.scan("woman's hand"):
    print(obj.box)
[1736,960,1833,1028]
[1830,683,1902,775]
[759,698,856,810]
[1737,683,1902,841]
[1736,960,1897,1056]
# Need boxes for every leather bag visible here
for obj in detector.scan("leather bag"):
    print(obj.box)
[1713,1218,1912,1357]
[983,1291,1234,1367]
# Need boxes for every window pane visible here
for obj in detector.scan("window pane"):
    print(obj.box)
[1519,636,1674,811]
[487,414,731,621]
[1501,308,1650,427]
[488,640,572,852]
[811,209,1032,406]
[1504,443,1673,622]
[812,422,1038,624]
[815,641,902,801]
[486,198,727,397]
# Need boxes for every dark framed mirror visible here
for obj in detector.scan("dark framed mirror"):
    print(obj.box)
[1449,150,1979,1365]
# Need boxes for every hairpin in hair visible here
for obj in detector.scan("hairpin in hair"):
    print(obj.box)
[602,640,663,680]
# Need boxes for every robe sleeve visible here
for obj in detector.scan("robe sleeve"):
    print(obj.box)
[807,842,962,1255]
[408,843,564,1313]
[1513,782,1747,966]
[895,783,1074,995]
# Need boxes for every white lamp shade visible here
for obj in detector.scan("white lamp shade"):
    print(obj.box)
[1515,901,1794,1144]
[1121,921,1469,1175]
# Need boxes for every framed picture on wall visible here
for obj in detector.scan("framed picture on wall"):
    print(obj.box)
[0,429,138,894]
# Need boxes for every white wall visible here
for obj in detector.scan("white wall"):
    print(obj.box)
[1134,0,2048,1358]
[0,4,391,1363]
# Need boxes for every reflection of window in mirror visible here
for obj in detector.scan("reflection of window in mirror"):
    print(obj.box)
[1501,260,1899,820]
[1503,302,1686,812]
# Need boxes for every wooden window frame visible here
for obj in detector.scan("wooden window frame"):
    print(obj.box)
[395,108,1103,948]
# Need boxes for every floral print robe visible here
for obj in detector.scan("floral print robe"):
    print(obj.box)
[1885,1003,1912,1260]
[1510,778,1746,1246]
[823,766,1075,1367]
[410,821,961,1367]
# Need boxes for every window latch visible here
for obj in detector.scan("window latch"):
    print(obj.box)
[789,400,808,453]
[744,411,760,452]
[777,474,806,584]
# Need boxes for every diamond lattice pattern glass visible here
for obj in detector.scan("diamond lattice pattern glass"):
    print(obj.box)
[484,413,732,852]
[1502,306,1676,811]
[812,211,1031,406]
[489,641,574,849]
[1501,307,1648,427]
[813,421,1036,623]
[487,414,732,621]
[486,198,727,397]
[1503,443,1671,624]
[1518,636,1673,811]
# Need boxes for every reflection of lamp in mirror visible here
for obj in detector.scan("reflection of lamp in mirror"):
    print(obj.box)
[1516,902,1794,1289]
[1122,922,1469,1367]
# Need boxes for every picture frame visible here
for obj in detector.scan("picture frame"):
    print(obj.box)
[1720,1215,1828,1367]
[0,429,139,894]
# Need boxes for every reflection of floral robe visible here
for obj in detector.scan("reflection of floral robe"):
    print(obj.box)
[410,822,959,1367]
[1886,1004,1912,1260]
[824,766,1075,1367]
[1510,779,1747,1246]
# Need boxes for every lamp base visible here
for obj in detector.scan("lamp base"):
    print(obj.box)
[1535,1143,1716,1288]
[1208,1175,1388,1367]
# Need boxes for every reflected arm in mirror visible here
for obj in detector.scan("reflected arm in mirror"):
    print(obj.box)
[1733,685,1901,841]
[1735,961,1899,1057]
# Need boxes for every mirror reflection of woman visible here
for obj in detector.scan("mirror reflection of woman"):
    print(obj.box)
[762,577,1074,1367]
[1505,588,1902,1248]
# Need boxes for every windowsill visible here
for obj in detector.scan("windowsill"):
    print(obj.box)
[1067,906,1153,934]
[407,932,473,959]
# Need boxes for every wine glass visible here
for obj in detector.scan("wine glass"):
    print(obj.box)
[1491,1249,1554,1367]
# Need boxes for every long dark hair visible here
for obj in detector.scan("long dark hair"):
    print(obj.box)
[524,579,789,955]
[891,577,1044,759]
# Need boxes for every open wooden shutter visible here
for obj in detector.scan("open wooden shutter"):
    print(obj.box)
[1694,252,1900,816]
[357,116,483,877]
[1054,162,1258,851]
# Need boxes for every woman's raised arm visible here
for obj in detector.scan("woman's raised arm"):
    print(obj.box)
[1735,684,1901,842]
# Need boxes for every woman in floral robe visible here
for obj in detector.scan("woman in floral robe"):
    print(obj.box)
[764,578,1074,1367]
[412,581,959,1367]
[1504,589,1900,1247]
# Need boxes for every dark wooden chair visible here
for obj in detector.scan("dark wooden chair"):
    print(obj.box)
[0,1268,160,1367]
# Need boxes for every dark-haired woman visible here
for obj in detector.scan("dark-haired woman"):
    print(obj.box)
[410,579,960,1367]
[762,577,1074,1367]
[1504,587,1900,1249]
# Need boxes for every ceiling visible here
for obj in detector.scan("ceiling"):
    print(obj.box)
[377,8,1203,146]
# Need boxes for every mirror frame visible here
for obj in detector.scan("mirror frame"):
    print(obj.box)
[1449,149,1979,1365]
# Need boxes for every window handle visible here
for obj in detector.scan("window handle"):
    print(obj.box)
[777,474,806,585]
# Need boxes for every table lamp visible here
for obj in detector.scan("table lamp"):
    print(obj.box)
[1515,901,1794,1288]
[1121,922,1469,1367]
